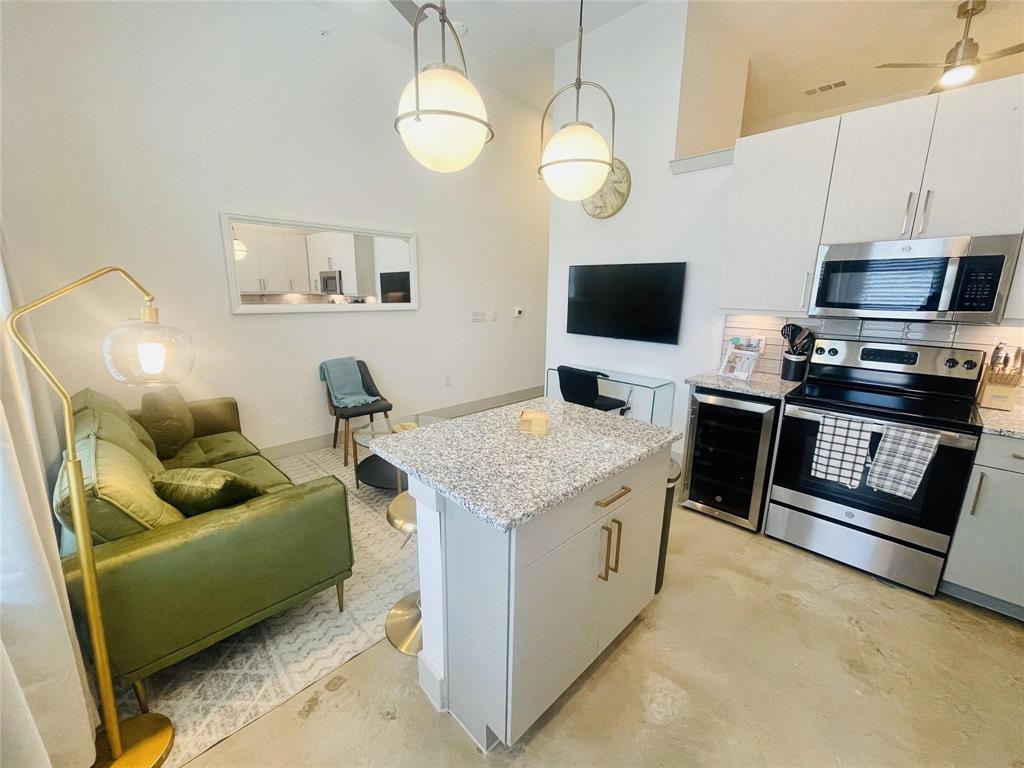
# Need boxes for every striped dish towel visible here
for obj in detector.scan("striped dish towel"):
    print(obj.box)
[811,414,872,489]
[866,425,940,500]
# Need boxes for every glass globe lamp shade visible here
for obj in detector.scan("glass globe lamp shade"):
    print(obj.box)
[102,319,195,385]
[540,122,611,201]
[396,65,490,173]
[939,64,976,87]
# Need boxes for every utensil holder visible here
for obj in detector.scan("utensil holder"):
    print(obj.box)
[781,353,809,382]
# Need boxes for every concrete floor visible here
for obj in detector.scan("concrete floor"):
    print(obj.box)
[186,509,1023,768]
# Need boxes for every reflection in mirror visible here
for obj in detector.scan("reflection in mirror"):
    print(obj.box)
[222,214,417,314]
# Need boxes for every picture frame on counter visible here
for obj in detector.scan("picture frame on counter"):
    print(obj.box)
[719,348,760,381]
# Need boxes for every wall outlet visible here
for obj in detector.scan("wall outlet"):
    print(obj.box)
[490,309,498,321]
[445,374,453,387]
[513,306,524,318]
[471,311,486,323]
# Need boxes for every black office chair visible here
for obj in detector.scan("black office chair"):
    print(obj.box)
[556,366,630,415]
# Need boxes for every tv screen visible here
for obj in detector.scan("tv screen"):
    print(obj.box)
[567,262,686,345]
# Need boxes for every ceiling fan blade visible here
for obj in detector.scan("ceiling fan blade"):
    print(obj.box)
[977,42,1024,62]
[388,0,420,26]
[876,62,946,69]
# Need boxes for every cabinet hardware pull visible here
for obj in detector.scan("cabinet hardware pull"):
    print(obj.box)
[596,485,631,508]
[1012,453,1024,460]
[900,191,914,235]
[799,271,812,309]
[917,189,932,234]
[610,518,623,573]
[969,471,986,516]
[289,279,293,291]
[598,525,613,581]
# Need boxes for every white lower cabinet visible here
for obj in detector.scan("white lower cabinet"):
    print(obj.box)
[508,481,664,743]
[941,435,1024,617]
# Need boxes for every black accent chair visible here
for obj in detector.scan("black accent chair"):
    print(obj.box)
[325,360,393,466]
[556,366,629,415]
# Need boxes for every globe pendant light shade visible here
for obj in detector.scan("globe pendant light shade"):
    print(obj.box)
[394,1,494,173]
[397,65,490,173]
[538,0,618,202]
[103,314,195,385]
[540,121,611,201]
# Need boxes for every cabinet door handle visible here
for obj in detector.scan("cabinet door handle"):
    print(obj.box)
[969,471,986,516]
[900,191,915,235]
[289,278,293,291]
[596,485,631,508]
[598,525,613,581]
[917,189,932,234]
[609,518,623,573]
[799,271,812,309]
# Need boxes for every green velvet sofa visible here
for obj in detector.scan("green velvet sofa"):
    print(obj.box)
[56,388,354,690]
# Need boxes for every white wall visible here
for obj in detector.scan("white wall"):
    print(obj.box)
[2,1,550,448]
[545,0,728,434]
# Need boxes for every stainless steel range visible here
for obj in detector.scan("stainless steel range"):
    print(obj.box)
[766,339,985,594]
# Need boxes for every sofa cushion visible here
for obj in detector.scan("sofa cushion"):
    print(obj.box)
[161,441,210,470]
[141,387,195,460]
[214,455,292,493]
[128,417,158,456]
[195,432,259,464]
[71,388,133,421]
[152,468,263,517]
[74,407,165,476]
[54,435,183,543]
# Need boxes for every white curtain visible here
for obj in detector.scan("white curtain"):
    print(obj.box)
[1,234,97,767]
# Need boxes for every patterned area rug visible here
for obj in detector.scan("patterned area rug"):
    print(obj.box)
[117,448,419,768]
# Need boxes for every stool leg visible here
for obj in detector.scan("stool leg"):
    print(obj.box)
[343,419,350,465]
[332,416,340,449]
[336,582,344,612]
[132,679,149,713]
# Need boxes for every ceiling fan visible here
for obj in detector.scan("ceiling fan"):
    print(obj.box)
[876,0,1024,90]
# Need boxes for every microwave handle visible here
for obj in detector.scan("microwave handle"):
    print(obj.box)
[937,256,961,312]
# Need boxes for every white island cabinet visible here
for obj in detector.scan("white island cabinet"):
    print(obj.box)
[370,398,679,750]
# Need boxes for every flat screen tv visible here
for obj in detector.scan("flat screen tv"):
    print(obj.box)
[567,262,686,345]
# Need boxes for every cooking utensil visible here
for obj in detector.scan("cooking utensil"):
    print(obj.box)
[792,327,812,354]
[780,323,800,354]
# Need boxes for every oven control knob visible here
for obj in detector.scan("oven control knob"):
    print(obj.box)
[827,347,839,357]
[962,359,977,370]
[944,358,959,369]
[815,346,826,356]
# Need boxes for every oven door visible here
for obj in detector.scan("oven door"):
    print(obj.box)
[770,404,978,553]
[809,238,969,320]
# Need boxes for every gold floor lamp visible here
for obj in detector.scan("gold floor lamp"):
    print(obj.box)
[5,267,195,767]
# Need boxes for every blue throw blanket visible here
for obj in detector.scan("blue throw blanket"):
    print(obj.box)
[319,357,379,409]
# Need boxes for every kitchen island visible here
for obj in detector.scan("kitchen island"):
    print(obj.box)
[370,397,680,749]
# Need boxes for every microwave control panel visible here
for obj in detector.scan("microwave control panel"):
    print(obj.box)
[953,255,1005,312]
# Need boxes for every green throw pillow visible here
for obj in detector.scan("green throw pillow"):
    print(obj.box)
[141,387,195,460]
[152,468,262,517]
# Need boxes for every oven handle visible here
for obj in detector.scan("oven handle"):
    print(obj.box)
[783,405,978,451]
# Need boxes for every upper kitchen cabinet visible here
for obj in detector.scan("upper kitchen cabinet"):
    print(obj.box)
[915,74,1024,238]
[719,116,840,313]
[821,95,938,244]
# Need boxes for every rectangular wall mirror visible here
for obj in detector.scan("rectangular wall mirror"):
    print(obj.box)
[221,213,418,314]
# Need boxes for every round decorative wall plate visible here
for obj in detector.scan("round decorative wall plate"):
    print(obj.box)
[581,158,631,219]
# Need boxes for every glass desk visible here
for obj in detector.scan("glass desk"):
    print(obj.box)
[544,367,676,427]
[352,414,447,491]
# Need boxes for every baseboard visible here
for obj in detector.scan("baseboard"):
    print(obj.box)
[261,386,544,459]
[938,581,1024,621]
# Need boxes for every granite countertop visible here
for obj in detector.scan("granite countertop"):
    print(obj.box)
[978,404,1024,440]
[685,371,802,400]
[368,397,682,532]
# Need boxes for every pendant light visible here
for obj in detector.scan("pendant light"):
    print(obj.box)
[539,0,616,201]
[395,1,494,173]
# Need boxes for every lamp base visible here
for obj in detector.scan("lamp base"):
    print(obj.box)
[94,713,174,768]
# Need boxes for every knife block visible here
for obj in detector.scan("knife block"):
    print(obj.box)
[977,368,1023,411]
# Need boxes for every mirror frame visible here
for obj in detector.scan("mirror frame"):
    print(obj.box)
[220,211,419,315]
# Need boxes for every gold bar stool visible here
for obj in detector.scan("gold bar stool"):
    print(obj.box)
[385,490,422,655]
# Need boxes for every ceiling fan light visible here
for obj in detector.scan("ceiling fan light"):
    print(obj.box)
[940,63,976,86]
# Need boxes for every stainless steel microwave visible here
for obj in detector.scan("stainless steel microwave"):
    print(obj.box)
[809,233,1021,323]
[319,270,344,294]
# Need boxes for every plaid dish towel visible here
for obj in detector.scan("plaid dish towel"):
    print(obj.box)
[866,425,940,500]
[811,414,872,489]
